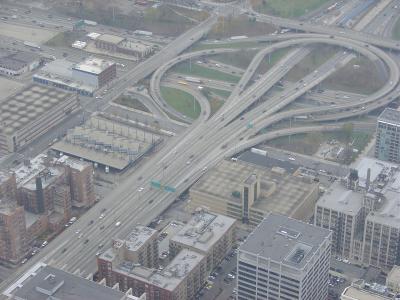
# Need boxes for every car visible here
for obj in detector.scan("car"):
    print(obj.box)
[288,157,295,161]
[84,239,89,244]
[138,187,144,192]
[78,233,83,239]
[75,230,81,234]
[96,251,102,256]
[115,221,121,227]
[41,241,48,248]
[98,243,104,249]
[88,220,94,225]
[186,161,191,165]
[21,258,28,264]
[227,273,235,279]
[99,213,105,219]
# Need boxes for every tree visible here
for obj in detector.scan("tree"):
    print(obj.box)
[342,123,354,144]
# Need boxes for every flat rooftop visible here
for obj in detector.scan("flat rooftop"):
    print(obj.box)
[354,157,398,189]
[239,214,331,270]
[316,181,364,215]
[0,77,24,101]
[52,114,162,170]
[191,160,317,215]
[73,57,115,75]
[13,153,48,187]
[170,211,236,253]
[341,286,391,300]
[119,40,152,52]
[55,155,90,172]
[124,226,157,252]
[378,108,400,126]
[4,263,126,300]
[97,34,125,45]
[149,249,204,291]
[0,84,74,136]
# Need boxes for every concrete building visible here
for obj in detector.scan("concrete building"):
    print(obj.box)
[315,157,400,270]
[341,281,394,300]
[375,108,400,164]
[97,226,206,300]
[51,113,162,171]
[0,84,79,156]
[189,160,319,226]
[386,265,400,293]
[169,211,236,272]
[56,155,96,208]
[0,201,26,264]
[4,263,143,300]
[72,57,116,88]
[0,51,41,76]
[237,214,332,300]
[94,34,154,60]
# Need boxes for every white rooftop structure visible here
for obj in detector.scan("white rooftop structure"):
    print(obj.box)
[73,57,114,75]
[354,157,397,189]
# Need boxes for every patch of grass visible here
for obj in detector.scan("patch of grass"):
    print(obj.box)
[114,96,150,113]
[208,98,224,116]
[251,0,330,18]
[170,6,209,22]
[208,15,276,39]
[393,17,400,40]
[45,31,82,47]
[213,50,256,69]
[209,88,231,98]
[321,56,385,95]
[160,86,201,119]
[285,45,338,82]
[173,62,240,83]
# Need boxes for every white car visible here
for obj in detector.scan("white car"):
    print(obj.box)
[78,233,83,239]
[99,213,105,219]
[288,157,295,161]
[115,221,121,227]
[138,187,144,192]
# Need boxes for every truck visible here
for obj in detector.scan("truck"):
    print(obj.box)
[250,147,267,156]
[184,76,202,84]
[84,19,97,26]
[23,41,41,50]
[229,35,248,40]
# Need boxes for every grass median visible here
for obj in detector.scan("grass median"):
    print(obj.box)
[160,86,201,119]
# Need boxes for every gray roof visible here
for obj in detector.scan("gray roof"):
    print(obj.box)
[7,264,125,300]
[0,51,39,71]
[378,108,400,126]
[239,214,331,270]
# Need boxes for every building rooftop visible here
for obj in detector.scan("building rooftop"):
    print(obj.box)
[52,114,162,170]
[124,226,157,252]
[191,160,318,216]
[149,249,204,291]
[378,108,400,126]
[239,214,331,270]
[97,34,125,45]
[73,57,115,75]
[0,84,75,136]
[170,211,236,253]
[119,40,152,52]
[341,285,391,300]
[4,263,127,300]
[0,51,39,71]
[316,181,364,215]
[55,155,90,172]
[354,157,398,189]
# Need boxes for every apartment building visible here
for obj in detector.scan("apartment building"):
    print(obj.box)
[237,214,332,300]
[169,211,236,272]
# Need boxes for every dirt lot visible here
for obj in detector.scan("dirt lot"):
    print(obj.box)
[0,22,57,44]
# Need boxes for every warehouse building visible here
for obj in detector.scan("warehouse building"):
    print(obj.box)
[0,51,41,76]
[94,34,154,60]
[51,113,162,171]
[189,160,319,227]
[0,85,79,156]
[33,57,116,97]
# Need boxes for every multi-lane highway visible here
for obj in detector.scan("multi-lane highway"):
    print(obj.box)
[2,0,400,297]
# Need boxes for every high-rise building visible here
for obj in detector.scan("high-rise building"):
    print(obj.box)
[169,211,236,272]
[375,108,400,164]
[0,172,17,201]
[0,200,26,264]
[237,214,331,300]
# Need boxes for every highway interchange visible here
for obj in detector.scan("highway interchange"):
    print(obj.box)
[1,0,400,296]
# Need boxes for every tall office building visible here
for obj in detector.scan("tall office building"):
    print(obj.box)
[375,108,400,164]
[237,214,331,300]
